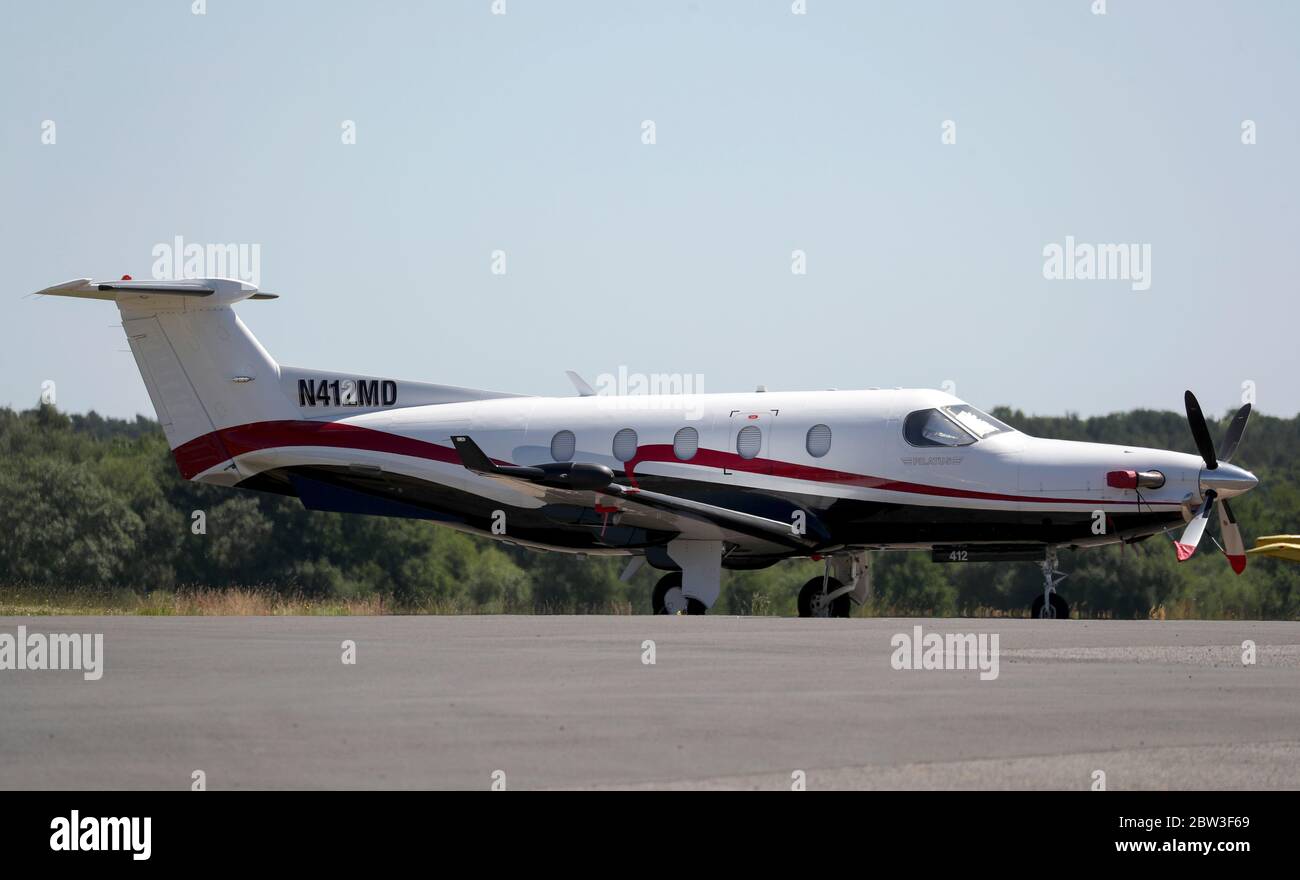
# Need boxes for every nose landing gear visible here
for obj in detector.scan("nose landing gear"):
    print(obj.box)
[796,554,870,618]
[1031,547,1071,619]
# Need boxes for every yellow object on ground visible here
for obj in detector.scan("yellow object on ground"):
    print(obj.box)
[1246,536,1300,562]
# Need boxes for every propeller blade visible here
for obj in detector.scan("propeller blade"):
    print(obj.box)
[1219,403,1251,463]
[1217,499,1247,574]
[1174,491,1216,562]
[1184,390,1218,470]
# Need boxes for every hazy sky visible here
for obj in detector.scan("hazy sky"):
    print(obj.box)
[3,1,1297,421]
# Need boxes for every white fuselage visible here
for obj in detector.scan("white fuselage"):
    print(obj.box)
[221,386,1209,525]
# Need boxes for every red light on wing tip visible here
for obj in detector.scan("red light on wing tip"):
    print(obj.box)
[121,274,132,280]
[1174,541,1196,562]
[1227,554,1247,575]
[1107,470,1138,489]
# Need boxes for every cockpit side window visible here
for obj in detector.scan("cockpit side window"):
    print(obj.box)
[904,408,976,447]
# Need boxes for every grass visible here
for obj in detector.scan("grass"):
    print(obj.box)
[0,586,640,616]
[0,587,390,617]
[0,587,1259,619]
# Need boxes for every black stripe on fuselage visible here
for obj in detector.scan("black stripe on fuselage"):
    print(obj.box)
[238,465,677,553]
[626,473,1185,547]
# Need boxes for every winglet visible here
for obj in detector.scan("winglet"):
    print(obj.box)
[450,435,498,474]
[565,370,596,397]
[451,434,617,494]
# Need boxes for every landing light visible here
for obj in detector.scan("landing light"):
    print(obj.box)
[1107,469,1165,490]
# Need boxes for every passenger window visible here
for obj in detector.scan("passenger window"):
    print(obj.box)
[806,424,832,457]
[550,430,575,462]
[673,426,699,461]
[612,428,638,461]
[736,425,762,459]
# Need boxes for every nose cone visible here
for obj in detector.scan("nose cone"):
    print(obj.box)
[1201,462,1259,498]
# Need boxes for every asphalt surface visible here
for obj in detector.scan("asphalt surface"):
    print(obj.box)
[2,616,1298,790]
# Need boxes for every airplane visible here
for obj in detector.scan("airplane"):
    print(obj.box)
[36,275,1261,618]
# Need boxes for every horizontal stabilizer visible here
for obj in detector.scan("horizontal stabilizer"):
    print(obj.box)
[34,277,277,304]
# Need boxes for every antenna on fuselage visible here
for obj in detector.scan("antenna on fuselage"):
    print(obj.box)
[566,371,596,397]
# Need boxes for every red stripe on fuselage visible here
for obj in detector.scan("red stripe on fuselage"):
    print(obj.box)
[172,421,1174,507]
[623,444,1166,507]
[172,419,464,479]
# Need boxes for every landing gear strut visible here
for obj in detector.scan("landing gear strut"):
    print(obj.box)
[1031,547,1070,619]
[649,538,722,614]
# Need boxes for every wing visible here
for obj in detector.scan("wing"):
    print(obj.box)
[449,435,828,552]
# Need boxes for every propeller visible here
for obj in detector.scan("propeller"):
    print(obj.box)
[1219,402,1251,463]
[1217,498,1247,574]
[1183,391,1219,468]
[1174,490,1215,561]
[1175,391,1253,570]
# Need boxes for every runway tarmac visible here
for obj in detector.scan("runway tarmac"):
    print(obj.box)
[2,616,1298,790]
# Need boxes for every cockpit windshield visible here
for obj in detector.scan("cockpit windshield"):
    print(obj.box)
[944,404,1013,439]
[904,405,1015,447]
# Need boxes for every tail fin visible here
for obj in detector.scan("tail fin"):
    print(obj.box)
[37,277,519,484]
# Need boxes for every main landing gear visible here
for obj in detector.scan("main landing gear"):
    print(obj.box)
[651,538,722,614]
[650,549,872,617]
[651,572,707,615]
[1031,547,1071,619]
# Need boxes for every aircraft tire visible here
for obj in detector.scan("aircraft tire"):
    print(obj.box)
[1030,593,1070,619]
[798,577,850,618]
[652,572,685,614]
